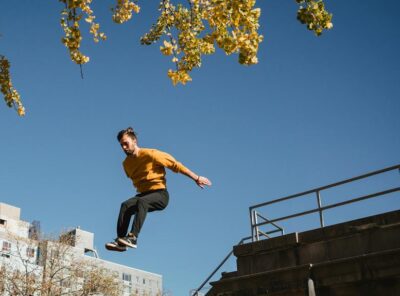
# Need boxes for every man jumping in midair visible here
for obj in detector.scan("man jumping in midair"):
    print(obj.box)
[106,127,212,252]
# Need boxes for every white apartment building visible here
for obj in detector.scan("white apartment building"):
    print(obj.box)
[0,202,162,296]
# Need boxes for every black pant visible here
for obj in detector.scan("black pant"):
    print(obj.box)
[117,189,169,239]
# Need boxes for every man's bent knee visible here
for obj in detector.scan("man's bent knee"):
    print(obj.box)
[136,198,149,210]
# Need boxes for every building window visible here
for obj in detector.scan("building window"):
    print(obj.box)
[2,241,11,252]
[122,273,131,282]
[26,247,35,258]
[0,219,6,226]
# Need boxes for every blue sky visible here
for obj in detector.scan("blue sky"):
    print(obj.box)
[1,0,399,295]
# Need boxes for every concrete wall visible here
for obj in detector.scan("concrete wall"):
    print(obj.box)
[207,210,400,296]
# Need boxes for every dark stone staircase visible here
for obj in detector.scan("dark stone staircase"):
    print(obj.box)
[206,210,400,296]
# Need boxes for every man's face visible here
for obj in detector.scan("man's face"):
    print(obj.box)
[119,134,137,156]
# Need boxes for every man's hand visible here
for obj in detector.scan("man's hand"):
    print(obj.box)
[182,168,212,189]
[196,176,212,189]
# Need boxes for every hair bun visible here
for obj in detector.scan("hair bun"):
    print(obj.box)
[117,127,137,142]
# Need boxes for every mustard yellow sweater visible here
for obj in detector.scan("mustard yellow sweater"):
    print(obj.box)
[123,148,189,193]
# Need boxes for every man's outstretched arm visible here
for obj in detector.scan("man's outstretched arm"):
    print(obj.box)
[153,150,212,188]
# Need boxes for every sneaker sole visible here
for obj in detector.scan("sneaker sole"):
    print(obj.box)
[117,238,137,249]
[105,243,127,252]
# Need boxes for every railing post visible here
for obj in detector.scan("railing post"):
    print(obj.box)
[253,210,260,241]
[250,209,255,242]
[316,191,324,228]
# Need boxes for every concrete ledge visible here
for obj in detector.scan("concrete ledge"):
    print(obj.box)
[234,233,298,257]
[236,221,400,275]
[234,210,400,275]
[235,210,400,257]
[298,209,400,244]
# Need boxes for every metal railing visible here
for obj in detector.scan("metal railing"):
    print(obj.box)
[250,164,400,242]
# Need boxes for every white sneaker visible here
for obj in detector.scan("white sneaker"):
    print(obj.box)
[105,241,127,252]
[117,235,137,249]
